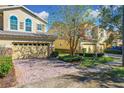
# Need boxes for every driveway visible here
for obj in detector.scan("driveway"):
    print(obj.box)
[13,58,124,88]
[13,58,80,87]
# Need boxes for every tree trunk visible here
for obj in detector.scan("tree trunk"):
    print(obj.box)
[95,43,98,58]
[122,5,124,66]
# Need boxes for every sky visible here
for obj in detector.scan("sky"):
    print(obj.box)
[25,5,100,31]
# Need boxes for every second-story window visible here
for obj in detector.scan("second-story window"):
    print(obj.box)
[10,16,18,30]
[25,18,32,32]
[37,24,42,31]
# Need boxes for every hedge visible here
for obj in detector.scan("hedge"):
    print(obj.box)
[58,55,82,62]
[77,53,104,57]
[104,49,122,54]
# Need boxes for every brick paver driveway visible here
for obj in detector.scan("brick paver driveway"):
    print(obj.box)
[13,58,80,87]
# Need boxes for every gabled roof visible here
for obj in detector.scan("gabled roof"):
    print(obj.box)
[0,5,47,24]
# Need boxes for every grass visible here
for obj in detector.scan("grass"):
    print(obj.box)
[108,67,124,78]
[0,56,13,77]
[80,56,114,67]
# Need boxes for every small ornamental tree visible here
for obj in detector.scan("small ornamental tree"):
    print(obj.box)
[49,6,92,56]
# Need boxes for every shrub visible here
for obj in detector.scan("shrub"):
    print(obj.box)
[80,58,96,67]
[78,53,104,57]
[104,49,122,54]
[0,56,12,77]
[50,51,59,57]
[58,55,82,62]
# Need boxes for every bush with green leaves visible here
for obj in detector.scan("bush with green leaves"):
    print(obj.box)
[0,56,12,77]
[58,55,82,62]
[80,58,96,67]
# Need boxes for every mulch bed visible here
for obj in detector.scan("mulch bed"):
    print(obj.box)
[0,67,16,88]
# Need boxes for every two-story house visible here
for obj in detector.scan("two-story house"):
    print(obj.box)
[0,5,57,59]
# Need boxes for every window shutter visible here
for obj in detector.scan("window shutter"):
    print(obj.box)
[20,22,24,29]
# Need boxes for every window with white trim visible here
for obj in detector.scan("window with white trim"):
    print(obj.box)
[25,18,32,31]
[10,16,18,30]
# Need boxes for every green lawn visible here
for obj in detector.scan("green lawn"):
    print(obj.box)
[108,67,124,78]
[80,56,114,67]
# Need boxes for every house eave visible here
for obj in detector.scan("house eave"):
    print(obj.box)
[0,30,57,42]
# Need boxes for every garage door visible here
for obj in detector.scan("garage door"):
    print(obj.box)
[12,43,49,59]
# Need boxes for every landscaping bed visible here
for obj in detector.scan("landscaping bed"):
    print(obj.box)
[0,56,16,87]
[58,53,114,67]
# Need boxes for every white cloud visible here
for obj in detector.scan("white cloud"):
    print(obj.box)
[35,11,49,21]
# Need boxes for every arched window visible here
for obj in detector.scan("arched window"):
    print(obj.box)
[10,16,18,30]
[25,18,32,31]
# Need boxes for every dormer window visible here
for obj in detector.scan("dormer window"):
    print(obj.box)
[10,16,18,30]
[25,18,32,32]
[37,24,42,31]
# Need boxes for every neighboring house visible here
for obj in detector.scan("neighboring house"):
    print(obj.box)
[112,31,122,46]
[0,5,57,59]
[105,31,122,48]
[80,27,107,53]
[48,23,107,53]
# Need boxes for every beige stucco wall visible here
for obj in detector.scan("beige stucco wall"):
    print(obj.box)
[0,40,13,48]
[80,42,105,53]
[54,39,70,50]
[3,8,46,32]
[54,39,106,53]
